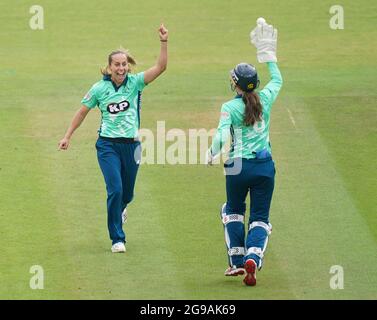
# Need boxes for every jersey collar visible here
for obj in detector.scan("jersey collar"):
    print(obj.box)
[103,74,129,92]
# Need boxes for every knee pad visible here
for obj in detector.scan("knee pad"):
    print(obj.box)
[221,203,245,267]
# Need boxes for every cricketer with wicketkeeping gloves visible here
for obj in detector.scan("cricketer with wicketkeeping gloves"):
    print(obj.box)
[206,18,283,286]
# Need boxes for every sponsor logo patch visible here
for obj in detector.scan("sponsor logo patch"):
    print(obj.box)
[220,112,230,119]
[107,100,130,114]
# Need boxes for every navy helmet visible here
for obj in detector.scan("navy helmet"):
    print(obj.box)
[230,63,260,92]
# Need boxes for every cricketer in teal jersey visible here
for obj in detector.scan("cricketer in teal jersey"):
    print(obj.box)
[210,62,281,160]
[81,71,145,138]
[206,19,282,286]
[59,24,168,253]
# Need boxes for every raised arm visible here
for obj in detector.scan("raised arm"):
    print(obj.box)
[144,24,168,85]
[250,18,282,105]
[259,62,283,104]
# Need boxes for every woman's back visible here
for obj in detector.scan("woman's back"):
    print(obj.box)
[212,62,283,160]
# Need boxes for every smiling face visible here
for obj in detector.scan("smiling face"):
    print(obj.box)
[109,53,129,85]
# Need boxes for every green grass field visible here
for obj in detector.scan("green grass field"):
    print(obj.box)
[0,0,376,299]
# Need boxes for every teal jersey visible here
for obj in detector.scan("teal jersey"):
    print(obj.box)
[81,72,146,138]
[211,62,283,159]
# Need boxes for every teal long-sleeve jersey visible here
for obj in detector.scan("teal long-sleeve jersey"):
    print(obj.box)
[210,62,283,159]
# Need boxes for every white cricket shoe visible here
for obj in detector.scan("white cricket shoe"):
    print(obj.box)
[224,266,245,276]
[111,242,126,253]
[122,208,128,224]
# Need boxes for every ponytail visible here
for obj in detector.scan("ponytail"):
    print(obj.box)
[242,91,263,126]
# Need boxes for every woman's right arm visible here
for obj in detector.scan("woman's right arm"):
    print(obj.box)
[259,62,283,105]
[58,106,91,150]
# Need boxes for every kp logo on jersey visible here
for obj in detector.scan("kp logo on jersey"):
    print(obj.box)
[107,100,130,114]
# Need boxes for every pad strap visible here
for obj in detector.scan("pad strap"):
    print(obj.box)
[249,221,272,235]
[222,214,244,225]
[246,247,264,259]
[228,247,245,256]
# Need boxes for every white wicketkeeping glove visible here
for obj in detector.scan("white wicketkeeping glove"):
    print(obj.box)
[250,18,278,63]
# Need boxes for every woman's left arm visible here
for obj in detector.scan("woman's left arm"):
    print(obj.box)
[206,104,232,165]
[144,24,168,85]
